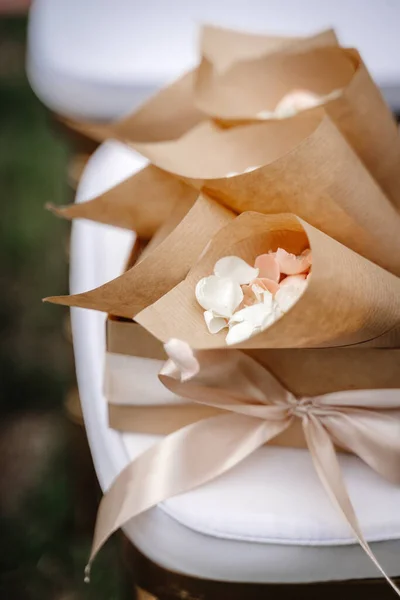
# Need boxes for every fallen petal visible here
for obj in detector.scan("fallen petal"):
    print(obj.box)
[214,256,259,284]
[275,248,312,275]
[195,275,243,318]
[254,254,280,282]
[164,339,199,381]
[204,310,228,334]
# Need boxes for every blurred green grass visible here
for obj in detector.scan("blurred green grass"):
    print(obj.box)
[0,18,128,600]
[0,17,71,412]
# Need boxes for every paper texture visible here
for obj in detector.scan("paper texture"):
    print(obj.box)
[136,212,400,349]
[64,69,203,144]
[64,27,338,145]
[193,47,400,210]
[48,165,197,238]
[45,195,235,318]
[200,25,338,73]
[132,116,400,275]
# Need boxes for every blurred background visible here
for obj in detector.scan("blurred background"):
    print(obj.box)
[1,1,400,599]
[0,5,127,600]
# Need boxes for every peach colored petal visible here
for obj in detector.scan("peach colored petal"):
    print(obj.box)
[240,284,257,308]
[254,254,280,282]
[301,248,312,265]
[275,248,311,275]
[253,277,280,295]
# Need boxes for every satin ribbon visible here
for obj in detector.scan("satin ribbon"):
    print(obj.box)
[86,340,400,594]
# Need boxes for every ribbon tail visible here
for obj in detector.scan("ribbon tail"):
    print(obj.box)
[303,415,400,597]
[86,413,291,580]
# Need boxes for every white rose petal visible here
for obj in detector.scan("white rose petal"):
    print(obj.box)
[229,302,271,329]
[262,289,274,311]
[204,310,228,334]
[214,256,259,284]
[226,321,258,345]
[195,275,243,318]
[261,305,282,331]
[275,283,305,313]
[251,283,264,303]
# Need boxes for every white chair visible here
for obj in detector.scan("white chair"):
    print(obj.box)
[27,0,400,120]
[69,139,400,599]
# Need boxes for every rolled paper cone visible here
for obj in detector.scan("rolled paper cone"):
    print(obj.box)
[194,46,400,210]
[63,70,204,144]
[45,195,235,318]
[48,165,197,238]
[200,25,338,73]
[132,115,400,276]
[135,212,400,349]
[106,345,400,451]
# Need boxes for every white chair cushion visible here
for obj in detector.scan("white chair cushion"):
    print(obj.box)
[70,140,400,583]
[28,0,400,119]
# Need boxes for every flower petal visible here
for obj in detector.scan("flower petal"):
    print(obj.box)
[229,302,271,329]
[253,277,280,295]
[164,339,199,381]
[254,254,280,282]
[275,89,321,118]
[226,321,257,346]
[280,274,307,289]
[204,310,228,334]
[214,256,259,284]
[275,282,307,313]
[275,248,312,275]
[195,275,243,318]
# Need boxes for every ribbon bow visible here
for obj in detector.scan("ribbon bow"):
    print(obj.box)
[87,340,400,594]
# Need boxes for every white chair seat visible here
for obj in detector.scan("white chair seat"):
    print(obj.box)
[70,140,400,583]
[28,0,400,120]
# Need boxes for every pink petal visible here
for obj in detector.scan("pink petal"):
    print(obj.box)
[253,278,280,295]
[240,284,257,308]
[275,248,311,275]
[301,248,312,265]
[254,254,280,282]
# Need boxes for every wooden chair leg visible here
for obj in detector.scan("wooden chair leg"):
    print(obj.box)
[136,587,158,600]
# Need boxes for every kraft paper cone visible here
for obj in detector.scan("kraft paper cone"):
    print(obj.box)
[45,195,235,318]
[48,165,197,238]
[132,115,400,276]
[194,46,400,209]
[200,25,338,73]
[136,212,400,349]
[64,70,204,144]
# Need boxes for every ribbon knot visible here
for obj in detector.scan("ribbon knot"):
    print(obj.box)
[287,396,316,418]
[88,340,400,596]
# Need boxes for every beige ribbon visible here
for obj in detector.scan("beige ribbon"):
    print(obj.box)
[86,341,400,594]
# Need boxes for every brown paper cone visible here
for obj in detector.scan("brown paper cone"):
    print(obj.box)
[135,212,400,349]
[200,25,338,73]
[194,46,400,209]
[48,165,197,238]
[63,70,204,144]
[45,195,235,318]
[131,115,400,276]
